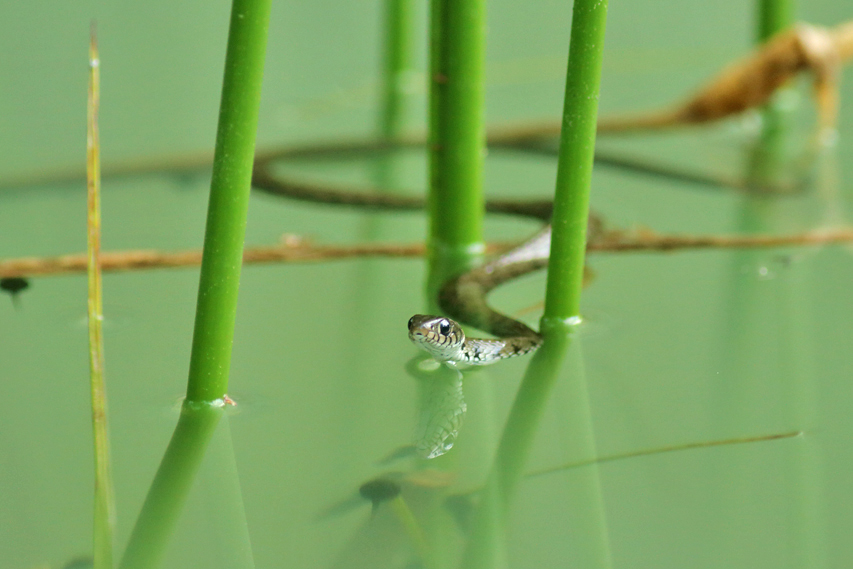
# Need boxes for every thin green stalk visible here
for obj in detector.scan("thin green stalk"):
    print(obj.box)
[379,0,413,139]
[542,0,608,324]
[749,0,796,188]
[493,332,570,502]
[529,430,802,478]
[373,0,414,193]
[87,24,115,569]
[756,0,795,42]
[428,0,486,261]
[461,328,611,569]
[389,495,436,569]
[186,0,272,402]
[118,403,224,569]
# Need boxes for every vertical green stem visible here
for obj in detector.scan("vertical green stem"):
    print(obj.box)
[118,404,224,569]
[87,23,115,569]
[390,495,436,569]
[749,0,795,188]
[428,0,486,261]
[756,0,795,42]
[542,0,608,324]
[373,0,414,194]
[379,0,413,139]
[186,0,272,402]
[461,333,612,569]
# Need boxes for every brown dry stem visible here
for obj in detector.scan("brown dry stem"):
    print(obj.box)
[2,226,852,280]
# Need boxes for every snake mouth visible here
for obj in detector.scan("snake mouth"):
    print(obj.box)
[408,329,431,343]
[407,325,426,339]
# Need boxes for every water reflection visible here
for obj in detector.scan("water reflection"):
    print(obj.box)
[406,356,468,459]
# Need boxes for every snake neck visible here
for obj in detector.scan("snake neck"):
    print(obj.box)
[461,335,543,364]
[437,226,550,364]
[435,219,597,364]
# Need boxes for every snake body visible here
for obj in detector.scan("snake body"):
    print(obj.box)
[253,161,597,366]
[407,226,553,365]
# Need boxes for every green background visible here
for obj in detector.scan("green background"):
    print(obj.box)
[1,1,852,568]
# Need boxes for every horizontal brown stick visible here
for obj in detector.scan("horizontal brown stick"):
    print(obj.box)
[588,227,853,252]
[0,241,431,278]
[2,227,852,279]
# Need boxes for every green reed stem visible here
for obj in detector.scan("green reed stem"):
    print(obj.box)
[461,327,612,569]
[750,0,795,188]
[118,403,224,569]
[756,0,795,42]
[380,0,414,139]
[494,330,569,506]
[186,0,272,402]
[390,495,436,569]
[87,25,115,569]
[542,0,608,323]
[373,0,414,193]
[461,337,572,569]
[428,0,486,259]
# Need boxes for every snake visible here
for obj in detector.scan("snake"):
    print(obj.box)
[252,156,601,366]
[406,225,554,365]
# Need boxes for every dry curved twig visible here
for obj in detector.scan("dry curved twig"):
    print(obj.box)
[598,21,853,135]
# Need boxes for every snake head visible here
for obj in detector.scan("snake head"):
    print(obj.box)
[407,314,466,363]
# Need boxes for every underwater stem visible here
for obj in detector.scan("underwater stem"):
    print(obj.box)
[118,404,224,569]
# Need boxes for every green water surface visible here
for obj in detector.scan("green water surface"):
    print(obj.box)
[2,1,853,568]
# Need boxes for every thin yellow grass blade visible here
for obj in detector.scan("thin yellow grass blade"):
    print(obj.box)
[88,22,115,569]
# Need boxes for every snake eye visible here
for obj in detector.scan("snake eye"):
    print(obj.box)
[438,320,451,336]
[407,316,416,330]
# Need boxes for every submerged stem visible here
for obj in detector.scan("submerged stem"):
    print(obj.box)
[118,404,224,569]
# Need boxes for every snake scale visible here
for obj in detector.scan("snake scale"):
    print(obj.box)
[253,163,600,366]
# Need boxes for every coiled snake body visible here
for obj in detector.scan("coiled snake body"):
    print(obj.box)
[407,226,554,366]
[253,163,597,366]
